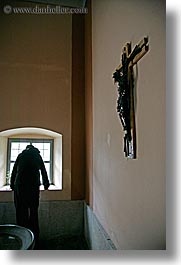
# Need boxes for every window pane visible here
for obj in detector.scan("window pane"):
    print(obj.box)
[40,163,50,184]
[7,162,15,185]
[10,162,15,175]
[32,142,50,161]
[45,163,50,182]
[19,142,30,151]
[11,150,19,161]
[42,149,50,161]
[11,142,20,150]
[7,139,53,185]
[32,142,43,151]
[11,142,30,161]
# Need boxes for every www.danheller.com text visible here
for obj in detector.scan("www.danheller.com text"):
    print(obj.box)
[3,5,88,15]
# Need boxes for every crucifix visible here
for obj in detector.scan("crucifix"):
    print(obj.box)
[113,36,149,159]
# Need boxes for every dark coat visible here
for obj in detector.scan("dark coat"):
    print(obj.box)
[10,146,50,191]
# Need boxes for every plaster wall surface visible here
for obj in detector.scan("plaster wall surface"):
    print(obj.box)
[92,0,166,249]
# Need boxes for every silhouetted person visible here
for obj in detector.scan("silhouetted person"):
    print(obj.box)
[10,144,50,241]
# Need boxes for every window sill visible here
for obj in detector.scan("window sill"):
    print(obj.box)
[40,185,62,191]
[0,185,62,191]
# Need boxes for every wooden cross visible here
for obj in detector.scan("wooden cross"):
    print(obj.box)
[113,36,149,159]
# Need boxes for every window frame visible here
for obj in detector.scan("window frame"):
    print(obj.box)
[6,138,54,185]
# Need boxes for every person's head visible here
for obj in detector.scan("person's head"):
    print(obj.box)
[26,144,34,150]
[26,144,40,153]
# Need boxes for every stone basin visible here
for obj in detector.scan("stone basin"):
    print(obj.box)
[0,224,34,250]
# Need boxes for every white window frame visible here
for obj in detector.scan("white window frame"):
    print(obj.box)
[6,138,54,185]
[0,127,63,191]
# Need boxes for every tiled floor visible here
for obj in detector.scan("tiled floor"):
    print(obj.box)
[36,235,89,250]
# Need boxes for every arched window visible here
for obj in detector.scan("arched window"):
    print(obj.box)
[7,138,53,185]
[0,127,62,191]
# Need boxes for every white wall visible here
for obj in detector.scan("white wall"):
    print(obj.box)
[92,0,165,249]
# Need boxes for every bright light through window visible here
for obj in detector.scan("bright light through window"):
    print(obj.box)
[7,139,53,185]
